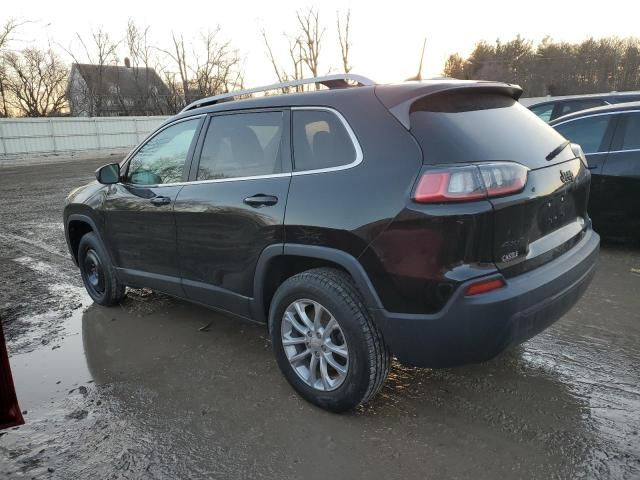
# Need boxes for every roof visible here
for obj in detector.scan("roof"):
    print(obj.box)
[549,101,640,125]
[168,78,522,130]
[71,63,170,97]
[520,91,640,108]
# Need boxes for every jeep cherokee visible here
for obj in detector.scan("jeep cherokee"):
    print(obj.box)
[64,74,600,412]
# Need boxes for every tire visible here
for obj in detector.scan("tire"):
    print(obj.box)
[269,268,390,412]
[78,232,126,306]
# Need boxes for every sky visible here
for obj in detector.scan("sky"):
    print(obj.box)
[3,0,640,87]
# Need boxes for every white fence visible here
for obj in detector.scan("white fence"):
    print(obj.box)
[0,116,168,158]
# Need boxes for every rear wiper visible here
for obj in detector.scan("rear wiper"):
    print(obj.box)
[546,140,571,162]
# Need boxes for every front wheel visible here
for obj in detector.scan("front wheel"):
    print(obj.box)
[78,232,126,306]
[269,268,390,412]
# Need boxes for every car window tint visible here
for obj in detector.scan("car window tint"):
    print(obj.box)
[197,112,284,180]
[621,113,640,150]
[559,100,606,116]
[127,119,199,185]
[292,110,356,171]
[410,92,568,169]
[530,103,554,122]
[554,116,610,154]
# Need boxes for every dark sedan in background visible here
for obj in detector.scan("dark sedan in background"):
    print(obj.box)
[522,92,640,122]
[550,102,640,239]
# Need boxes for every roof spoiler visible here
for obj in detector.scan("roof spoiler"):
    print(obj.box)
[375,82,523,129]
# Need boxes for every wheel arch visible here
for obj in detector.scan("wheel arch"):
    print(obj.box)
[251,244,383,324]
[65,213,106,266]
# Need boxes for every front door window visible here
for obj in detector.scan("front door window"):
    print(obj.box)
[126,119,200,185]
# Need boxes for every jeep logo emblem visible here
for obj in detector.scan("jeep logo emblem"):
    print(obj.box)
[560,169,574,184]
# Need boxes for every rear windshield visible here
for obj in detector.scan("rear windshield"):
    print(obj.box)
[409,92,571,168]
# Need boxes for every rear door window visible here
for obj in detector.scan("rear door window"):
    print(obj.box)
[197,111,286,180]
[554,115,612,154]
[619,113,640,150]
[292,109,357,171]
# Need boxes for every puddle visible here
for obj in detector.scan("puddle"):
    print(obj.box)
[1,247,639,478]
[9,308,93,411]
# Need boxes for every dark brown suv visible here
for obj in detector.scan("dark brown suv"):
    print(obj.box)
[64,74,600,412]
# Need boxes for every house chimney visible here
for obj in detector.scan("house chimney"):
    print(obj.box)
[124,57,131,68]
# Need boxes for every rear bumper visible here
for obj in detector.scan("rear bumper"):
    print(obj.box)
[370,228,599,368]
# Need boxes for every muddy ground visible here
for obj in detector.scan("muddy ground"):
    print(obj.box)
[0,156,639,479]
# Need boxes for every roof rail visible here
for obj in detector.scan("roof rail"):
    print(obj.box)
[180,73,376,113]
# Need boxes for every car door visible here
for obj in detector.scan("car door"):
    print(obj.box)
[102,116,203,296]
[552,113,617,228]
[174,109,291,317]
[599,111,640,236]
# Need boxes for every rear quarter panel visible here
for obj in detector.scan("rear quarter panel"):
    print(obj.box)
[284,89,423,258]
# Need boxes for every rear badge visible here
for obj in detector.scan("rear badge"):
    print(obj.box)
[501,251,519,263]
[560,169,574,184]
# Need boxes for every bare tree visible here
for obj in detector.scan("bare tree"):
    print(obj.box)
[262,30,285,84]
[123,20,167,115]
[262,7,325,92]
[261,7,325,92]
[337,10,351,73]
[0,18,24,49]
[262,8,358,92]
[126,20,153,70]
[163,33,191,105]
[296,7,325,83]
[3,47,68,116]
[161,71,183,114]
[0,18,26,117]
[262,30,304,93]
[193,29,242,97]
[159,29,243,110]
[287,38,304,88]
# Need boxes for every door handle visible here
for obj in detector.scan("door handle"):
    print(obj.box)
[150,196,171,206]
[243,194,278,207]
[587,165,598,170]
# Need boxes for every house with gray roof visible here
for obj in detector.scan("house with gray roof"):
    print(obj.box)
[67,59,171,117]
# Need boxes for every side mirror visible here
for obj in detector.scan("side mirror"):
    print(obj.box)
[95,163,120,185]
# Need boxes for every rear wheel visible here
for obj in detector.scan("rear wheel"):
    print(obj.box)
[269,268,390,412]
[78,232,125,306]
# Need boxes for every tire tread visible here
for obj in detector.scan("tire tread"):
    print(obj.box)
[78,232,126,306]
[269,267,390,410]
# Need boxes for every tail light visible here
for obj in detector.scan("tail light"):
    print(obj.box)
[413,162,528,203]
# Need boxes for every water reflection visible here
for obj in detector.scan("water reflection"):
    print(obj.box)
[80,296,595,479]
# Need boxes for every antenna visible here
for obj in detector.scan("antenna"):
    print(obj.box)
[406,38,427,81]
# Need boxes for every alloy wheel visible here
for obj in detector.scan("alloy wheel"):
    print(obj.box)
[281,299,349,391]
